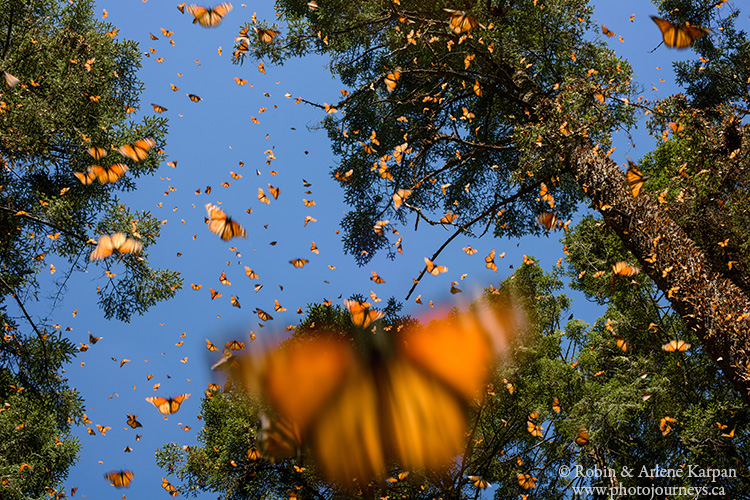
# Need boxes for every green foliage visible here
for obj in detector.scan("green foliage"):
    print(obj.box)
[233,0,636,264]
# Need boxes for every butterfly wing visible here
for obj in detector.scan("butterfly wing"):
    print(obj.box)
[145,396,171,414]
[169,393,190,413]
[257,413,302,461]
[399,309,493,401]
[231,336,351,428]
[626,158,646,197]
[90,234,115,261]
[575,426,589,446]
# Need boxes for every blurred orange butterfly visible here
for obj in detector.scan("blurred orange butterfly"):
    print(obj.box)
[90,233,142,261]
[89,163,129,184]
[575,426,589,446]
[118,138,156,162]
[255,26,279,43]
[257,413,303,460]
[227,296,520,484]
[424,257,448,275]
[87,146,107,161]
[662,339,691,352]
[443,8,483,33]
[537,211,558,232]
[186,3,233,27]
[651,16,711,49]
[205,203,247,240]
[145,393,190,414]
[517,473,536,489]
[384,68,401,93]
[289,258,308,268]
[104,470,134,488]
[151,103,168,113]
[187,93,202,102]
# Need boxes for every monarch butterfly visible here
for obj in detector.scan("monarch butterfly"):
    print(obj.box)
[485,249,497,272]
[289,258,308,268]
[384,68,401,92]
[205,203,247,240]
[187,93,202,102]
[74,170,97,185]
[229,296,520,483]
[90,163,129,184]
[118,138,156,162]
[424,257,448,275]
[537,211,558,232]
[612,261,639,277]
[469,475,492,489]
[344,300,384,328]
[255,308,273,321]
[575,426,589,446]
[151,103,168,113]
[443,8,483,34]
[626,158,647,197]
[254,26,280,43]
[552,397,561,414]
[225,340,246,351]
[527,421,543,437]
[87,147,107,161]
[651,16,712,49]
[104,470,134,488]
[258,187,270,204]
[517,473,536,489]
[161,477,178,497]
[126,414,142,429]
[392,188,411,209]
[145,393,190,414]
[662,339,691,352]
[615,334,629,352]
[268,184,280,199]
[177,2,186,13]
[186,3,233,27]
[90,233,143,261]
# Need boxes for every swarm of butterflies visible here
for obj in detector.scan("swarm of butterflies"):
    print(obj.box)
[212,298,523,485]
[94,2,715,491]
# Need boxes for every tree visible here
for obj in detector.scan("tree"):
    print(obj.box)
[0,0,180,497]
[230,0,750,401]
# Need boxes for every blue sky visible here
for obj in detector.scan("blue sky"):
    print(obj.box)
[22,0,741,497]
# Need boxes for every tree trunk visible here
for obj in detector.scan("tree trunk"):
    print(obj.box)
[572,140,750,404]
